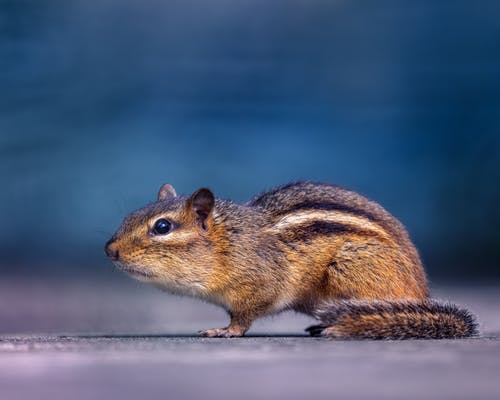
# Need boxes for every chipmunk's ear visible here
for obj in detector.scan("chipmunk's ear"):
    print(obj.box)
[157,183,177,201]
[187,188,215,229]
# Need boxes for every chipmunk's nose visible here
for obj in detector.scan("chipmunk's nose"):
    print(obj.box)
[105,239,119,260]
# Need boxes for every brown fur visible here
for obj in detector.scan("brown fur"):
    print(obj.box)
[105,181,477,339]
[307,299,477,339]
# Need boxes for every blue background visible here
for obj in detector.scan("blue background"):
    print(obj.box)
[1,0,499,280]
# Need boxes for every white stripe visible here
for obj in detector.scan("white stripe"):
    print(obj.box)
[269,210,389,237]
[152,230,198,242]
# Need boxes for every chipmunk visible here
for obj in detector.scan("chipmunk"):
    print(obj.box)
[105,182,477,339]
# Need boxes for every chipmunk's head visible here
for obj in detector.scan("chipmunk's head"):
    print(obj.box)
[105,184,217,295]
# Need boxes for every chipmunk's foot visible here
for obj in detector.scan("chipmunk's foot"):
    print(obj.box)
[306,324,343,338]
[199,327,245,338]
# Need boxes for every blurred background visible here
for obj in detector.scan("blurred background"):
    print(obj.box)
[2,5,500,399]
[1,0,499,285]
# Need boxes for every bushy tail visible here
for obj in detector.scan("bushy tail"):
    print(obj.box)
[306,299,478,339]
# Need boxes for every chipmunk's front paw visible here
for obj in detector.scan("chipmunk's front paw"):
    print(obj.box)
[199,327,244,338]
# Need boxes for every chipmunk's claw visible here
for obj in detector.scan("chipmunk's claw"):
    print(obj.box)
[199,327,244,338]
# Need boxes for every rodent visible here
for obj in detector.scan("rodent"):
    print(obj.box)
[105,181,478,339]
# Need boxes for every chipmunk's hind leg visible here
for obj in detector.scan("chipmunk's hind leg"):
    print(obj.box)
[306,299,478,339]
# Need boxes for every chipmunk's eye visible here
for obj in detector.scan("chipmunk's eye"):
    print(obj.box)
[152,218,172,235]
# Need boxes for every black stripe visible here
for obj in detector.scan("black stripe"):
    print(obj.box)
[273,201,383,224]
[276,221,382,243]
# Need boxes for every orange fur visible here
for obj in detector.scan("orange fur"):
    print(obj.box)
[105,182,476,339]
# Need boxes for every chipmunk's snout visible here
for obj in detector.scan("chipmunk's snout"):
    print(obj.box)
[105,238,120,260]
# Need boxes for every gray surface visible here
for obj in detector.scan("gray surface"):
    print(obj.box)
[0,276,499,400]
